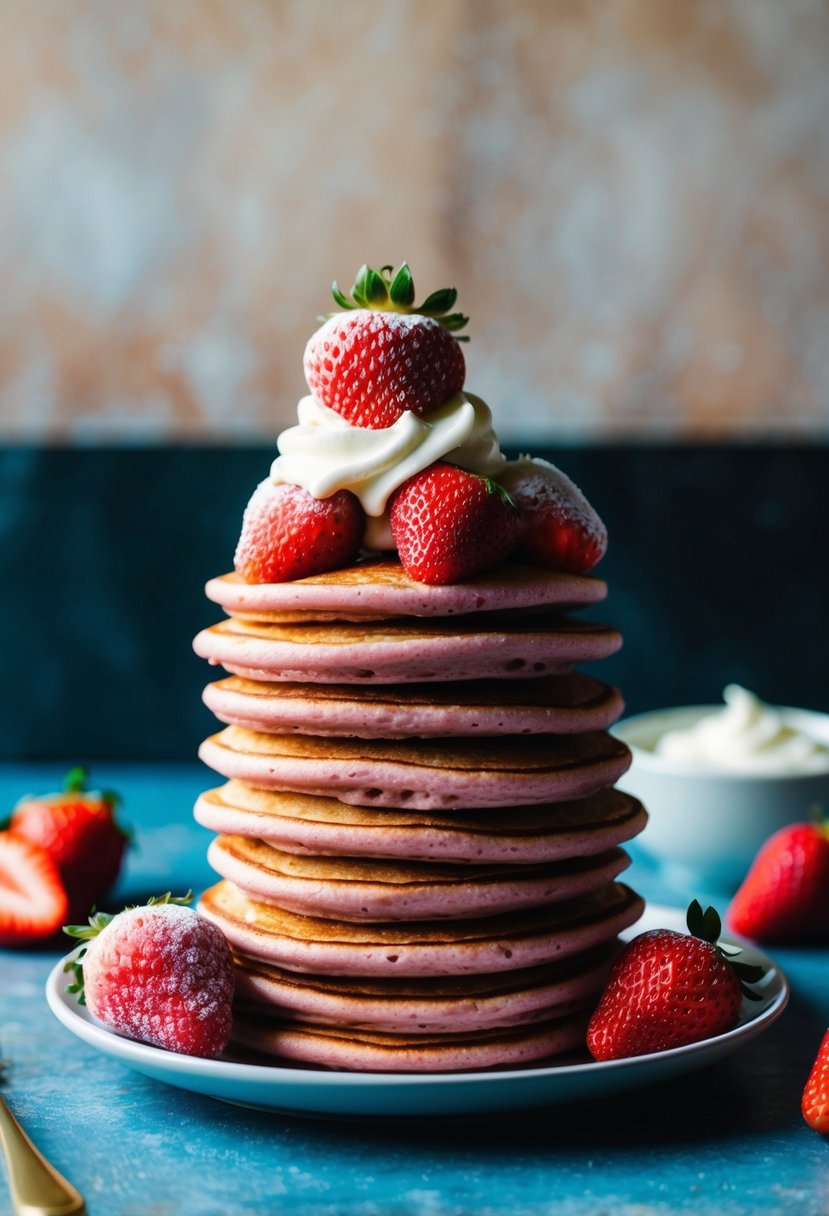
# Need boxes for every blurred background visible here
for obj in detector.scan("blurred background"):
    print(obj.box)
[1,0,827,758]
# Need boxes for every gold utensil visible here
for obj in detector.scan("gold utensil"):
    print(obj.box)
[0,1087,86,1216]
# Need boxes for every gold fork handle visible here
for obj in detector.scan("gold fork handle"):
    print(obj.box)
[0,1095,85,1215]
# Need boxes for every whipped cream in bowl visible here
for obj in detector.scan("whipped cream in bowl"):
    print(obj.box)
[614,688,829,890]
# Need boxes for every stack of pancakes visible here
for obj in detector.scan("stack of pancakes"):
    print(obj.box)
[193,559,646,1072]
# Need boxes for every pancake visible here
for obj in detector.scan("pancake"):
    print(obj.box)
[231,1008,591,1072]
[206,559,607,623]
[207,834,630,920]
[192,614,622,684]
[202,672,624,738]
[198,726,632,810]
[232,945,617,1033]
[194,782,648,864]
[198,879,644,976]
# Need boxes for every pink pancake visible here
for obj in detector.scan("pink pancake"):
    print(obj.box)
[192,615,622,684]
[194,783,647,864]
[207,835,630,920]
[232,945,616,1033]
[202,673,624,738]
[206,560,606,623]
[231,1008,591,1072]
[198,726,631,810]
[198,880,644,977]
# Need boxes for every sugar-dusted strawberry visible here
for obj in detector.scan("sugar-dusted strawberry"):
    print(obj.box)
[64,894,234,1059]
[304,262,467,429]
[726,821,829,945]
[586,901,764,1060]
[0,832,68,946]
[234,479,365,584]
[499,457,607,574]
[803,1029,829,1134]
[9,765,129,922]
[389,462,519,585]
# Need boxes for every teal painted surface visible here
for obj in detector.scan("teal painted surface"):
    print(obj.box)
[0,764,826,1216]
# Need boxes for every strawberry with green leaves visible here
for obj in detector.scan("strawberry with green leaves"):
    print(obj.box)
[64,894,234,1059]
[304,262,468,430]
[389,462,519,585]
[727,820,829,945]
[8,765,129,923]
[587,901,764,1060]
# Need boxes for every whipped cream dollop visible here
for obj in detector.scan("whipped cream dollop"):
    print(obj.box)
[270,391,506,549]
[655,685,829,774]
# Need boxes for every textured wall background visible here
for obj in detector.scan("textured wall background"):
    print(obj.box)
[1,0,828,443]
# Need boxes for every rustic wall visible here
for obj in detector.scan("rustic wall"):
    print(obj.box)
[1,0,828,443]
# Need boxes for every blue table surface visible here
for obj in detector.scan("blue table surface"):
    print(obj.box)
[0,763,826,1216]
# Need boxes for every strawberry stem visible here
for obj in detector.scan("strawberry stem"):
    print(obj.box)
[685,899,766,1001]
[327,262,470,339]
[62,892,194,1004]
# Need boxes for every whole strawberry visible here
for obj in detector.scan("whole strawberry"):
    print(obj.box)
[499,457,607,574]
[304,263,467,429]
[389,462,519,585]
[234,479,364,584]
[65,894,234,1059]
[727,821,829,945]
[0,832,68,946]
[587,901,764,1060]
[803,1029,829,1134]
[9,766,128,922]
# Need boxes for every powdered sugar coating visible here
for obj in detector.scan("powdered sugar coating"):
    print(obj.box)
[500,457,608,573]
[303,311,466,429]
[83,903,235,1058]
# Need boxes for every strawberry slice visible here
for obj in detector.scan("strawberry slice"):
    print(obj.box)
[0,832,68,946]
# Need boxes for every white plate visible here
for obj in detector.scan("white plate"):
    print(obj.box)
[45,904,788,1118]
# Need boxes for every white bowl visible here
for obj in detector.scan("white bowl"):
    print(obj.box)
[613,704,829,891]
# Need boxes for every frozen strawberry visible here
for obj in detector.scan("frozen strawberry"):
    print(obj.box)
[586,901,764,1060]
[64,895,234,1059]
[304,262,467,429]
[803,1029,829,1134]
[10,766,129,921]
[234,480,364,584]
[389,462,519,585]
[727,821,829,945]
[500,457,607,574]
[0,832,68,946]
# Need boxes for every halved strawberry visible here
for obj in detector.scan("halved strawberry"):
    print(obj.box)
[303,263,467,429]
[234,480,365,584]
[0,832,68,946]
[389,462,519,584]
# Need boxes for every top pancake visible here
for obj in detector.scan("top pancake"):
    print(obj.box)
[205,559,606,623]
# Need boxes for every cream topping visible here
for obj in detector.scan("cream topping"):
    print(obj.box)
[655,685,829,774]
[270,392,506,530]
